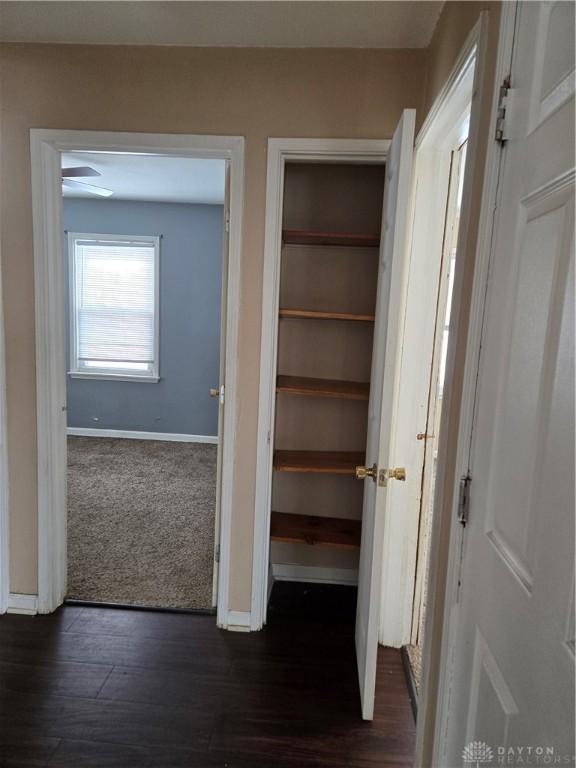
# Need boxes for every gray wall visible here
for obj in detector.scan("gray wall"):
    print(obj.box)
[64,198,223,435]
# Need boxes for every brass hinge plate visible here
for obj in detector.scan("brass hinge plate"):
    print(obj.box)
[458,473,472,526]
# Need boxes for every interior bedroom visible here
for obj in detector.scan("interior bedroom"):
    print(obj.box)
[61,151,226,612]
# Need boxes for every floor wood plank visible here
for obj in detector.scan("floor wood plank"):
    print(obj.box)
[0,583,416,768]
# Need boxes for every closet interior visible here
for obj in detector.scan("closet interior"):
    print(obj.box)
[270,160,385,585]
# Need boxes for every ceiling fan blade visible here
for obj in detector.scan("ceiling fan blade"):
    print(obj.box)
[62,166,101,178]
[62,179,113,197]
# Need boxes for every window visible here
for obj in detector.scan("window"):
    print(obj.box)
[68,233,160,381]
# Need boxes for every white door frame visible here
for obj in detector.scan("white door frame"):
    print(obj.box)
[29,129,245,627]
[378,19,482,649]
[415,5,517,765]
[0,264,9,615]
[252,138,390,631]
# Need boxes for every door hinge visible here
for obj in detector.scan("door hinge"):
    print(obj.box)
[225,210,230,233]
[215,545,220,563]
[458,473,472,526]
[495,76,512,143]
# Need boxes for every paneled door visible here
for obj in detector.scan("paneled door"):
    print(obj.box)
[355,109,415,720]
[443,1,575,763]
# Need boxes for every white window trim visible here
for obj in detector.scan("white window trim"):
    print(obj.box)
[67,232,160,383]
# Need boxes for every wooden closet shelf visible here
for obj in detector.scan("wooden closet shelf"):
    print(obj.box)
[279,309,375,322]
[282,229,380,248]
[270,511,361,549]
[273,450,365,475]
[276,375,370,401]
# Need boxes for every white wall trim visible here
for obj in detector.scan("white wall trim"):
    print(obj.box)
[416,20,481,149]
[7,593,38,615]
[30,129,244,622]
[67,428,218,444]
[252,138,390,632]
[415,7,516,766]
[224,610,251,632]
[272,564,358,586]
[0,266,9,615]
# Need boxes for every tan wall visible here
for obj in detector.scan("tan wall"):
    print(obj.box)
[423,1,500,114]
[0,43,427,599]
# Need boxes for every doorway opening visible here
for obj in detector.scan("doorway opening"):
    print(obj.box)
[254,116,416,721]
[61,152,227,611]
[253,140,393,646]
[269,160,385,596]
[406,132,469,691]
[30,130,244,628]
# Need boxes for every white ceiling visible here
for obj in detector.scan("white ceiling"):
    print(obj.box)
[0,1,443,49]
[61,152,226,204]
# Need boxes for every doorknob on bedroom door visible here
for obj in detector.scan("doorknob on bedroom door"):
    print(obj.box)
[209,385,225,405]
[356,463,378,481]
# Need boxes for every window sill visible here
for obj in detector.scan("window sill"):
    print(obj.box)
[68,371,160,383]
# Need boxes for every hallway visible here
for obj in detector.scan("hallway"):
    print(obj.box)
[0,584,415,767]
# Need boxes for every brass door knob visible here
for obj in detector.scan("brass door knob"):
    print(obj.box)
[356,463,377,481]
[209,388,219,398]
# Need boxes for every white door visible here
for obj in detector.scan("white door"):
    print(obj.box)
[444,1,575,763]
[355,108,415,720]
[211,164,230,606]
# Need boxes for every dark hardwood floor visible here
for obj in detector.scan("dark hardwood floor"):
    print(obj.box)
[0,583,416,767]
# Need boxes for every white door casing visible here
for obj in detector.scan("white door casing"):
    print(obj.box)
[29,130,244,628]
[355,109,415,720]
[0,263,9,614]
[252,138,391,632]
[443,1,575,762]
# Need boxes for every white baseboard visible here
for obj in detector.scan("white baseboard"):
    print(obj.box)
[67,428,218,444]
[272,563,359,586]
[7,593,38,615]
[224,610,252,632]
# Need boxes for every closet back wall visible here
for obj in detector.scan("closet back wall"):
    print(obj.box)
[63,198,224,436]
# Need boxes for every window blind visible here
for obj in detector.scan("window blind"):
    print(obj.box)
[72,238,157,372]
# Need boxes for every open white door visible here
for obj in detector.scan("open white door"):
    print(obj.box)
[355,109,415,720]
[211,163,230,606]
[442,1,575,762]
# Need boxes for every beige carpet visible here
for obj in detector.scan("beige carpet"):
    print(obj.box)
[67,436,217,610]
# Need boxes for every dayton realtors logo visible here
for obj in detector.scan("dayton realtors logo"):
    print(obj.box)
[463,742,495,767]
[463,742,575,766]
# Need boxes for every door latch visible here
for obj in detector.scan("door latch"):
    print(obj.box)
[356,465,407,485]
[378,467,407,486]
